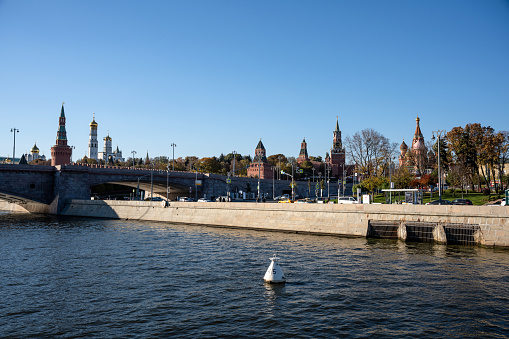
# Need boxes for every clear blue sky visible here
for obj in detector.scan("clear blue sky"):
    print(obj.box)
[1,0,508,162]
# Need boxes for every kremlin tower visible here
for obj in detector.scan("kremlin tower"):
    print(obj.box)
[50,103,73,166]
[88,114,98,160]
[247,139,273,179]
[325,117,346,178]
[297,138,309,164]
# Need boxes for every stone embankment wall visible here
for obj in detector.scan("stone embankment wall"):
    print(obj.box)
[0,200,29,213]
[59,200,509,248]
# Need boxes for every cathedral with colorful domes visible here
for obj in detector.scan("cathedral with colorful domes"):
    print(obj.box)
[399,116,426,172]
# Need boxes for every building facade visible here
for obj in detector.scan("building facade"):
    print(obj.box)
[51,103,73,166]
[247,139,273,179]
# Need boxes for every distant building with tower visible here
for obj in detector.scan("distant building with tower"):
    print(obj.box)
[98,133,124,163]
[88,114,99,159]
[23,142,46,162]
[87,115,124,163]
[399,116,427,172]
[325,117,346,178]
[297,138,309,164]
[51,103,73,166]
[247,139,273,179]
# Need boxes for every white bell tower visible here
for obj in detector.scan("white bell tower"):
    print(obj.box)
[88,114,98,160]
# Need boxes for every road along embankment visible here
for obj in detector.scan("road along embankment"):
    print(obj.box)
[57,200,509,248]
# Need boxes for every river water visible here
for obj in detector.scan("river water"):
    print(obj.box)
[1,212,508,338]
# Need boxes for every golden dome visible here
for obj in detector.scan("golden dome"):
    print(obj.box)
[31,142,40,153]
[90,114,98,128]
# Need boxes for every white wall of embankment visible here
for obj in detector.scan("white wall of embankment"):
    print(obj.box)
[53,200,509,248]
[0,200,29,213]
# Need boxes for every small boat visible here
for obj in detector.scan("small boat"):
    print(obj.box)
[263,254,286,283]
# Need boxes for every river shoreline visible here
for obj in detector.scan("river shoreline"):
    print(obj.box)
[2,199,508,248]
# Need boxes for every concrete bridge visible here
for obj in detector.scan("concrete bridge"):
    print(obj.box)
[0,164,331,214]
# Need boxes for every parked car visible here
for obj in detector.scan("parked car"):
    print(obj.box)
[145,197,164,201]
[316,197,329,204]
[452,199,473,205]
[179,197,194,202]
[337,197,359,204]
[197,198,211,202]
[425,199,452,205]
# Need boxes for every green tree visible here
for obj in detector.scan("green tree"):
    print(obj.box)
[392,167,413,189]
[196,157,222,173]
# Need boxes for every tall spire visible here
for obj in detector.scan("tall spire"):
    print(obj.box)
[299,137,308,161]
[57,103,67,142]
[332,116,342,152]
[413,115,423,141]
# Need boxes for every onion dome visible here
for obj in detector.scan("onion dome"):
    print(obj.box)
[90,114,98,129]
[31,142,40,154]
[400,140,408,151]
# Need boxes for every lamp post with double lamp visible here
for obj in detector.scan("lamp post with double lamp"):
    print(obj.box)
[131,150,137,170]
[278,156,282,180]
[432,130,446,205]
[150,162,154,200]
[272,166,275,199]
[11,128,19,163]
[195,167,198,201]
[171,143,176,172]
[388,156,395,204]
[166,164,170,203]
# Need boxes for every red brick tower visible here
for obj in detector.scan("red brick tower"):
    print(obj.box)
[297,138,309,164]
[326,117,345,178]
[247,139,273,179]
[51,103,73,166]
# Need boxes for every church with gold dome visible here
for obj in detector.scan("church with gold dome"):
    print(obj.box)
[22,142,47,163]
[88,114,124,163]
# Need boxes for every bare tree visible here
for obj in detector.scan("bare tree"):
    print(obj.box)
[345,128,397,178]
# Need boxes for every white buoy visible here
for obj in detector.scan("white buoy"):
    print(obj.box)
[264,254,286,283]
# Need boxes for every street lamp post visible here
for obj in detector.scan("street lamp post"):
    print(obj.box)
[432,130,446,205]
[278,156,282,180]
[166,164,170,202]
[150,163,154,200]
[257,162,261,201]
[11,128,19,163]
[341,164,345,197]
[171,143,177,172]
[232,151,237,177]
[195,168,198,201]
[272,166,275,199]
[131,150,137,170]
